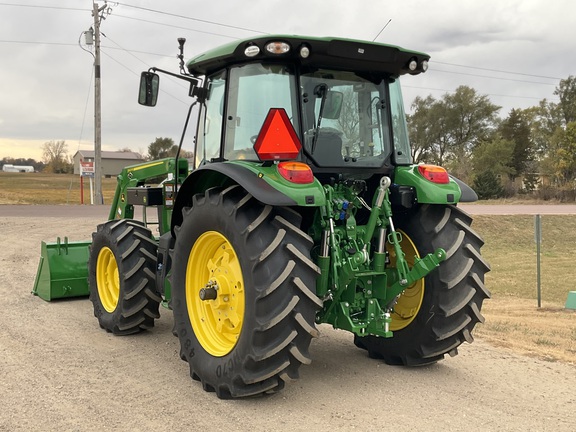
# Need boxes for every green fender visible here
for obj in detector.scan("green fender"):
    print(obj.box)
[394,165,478,204]
[171,161,326,232]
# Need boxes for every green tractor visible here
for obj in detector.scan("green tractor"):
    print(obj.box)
[34,35,490,399]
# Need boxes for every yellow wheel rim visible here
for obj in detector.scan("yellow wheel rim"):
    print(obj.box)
[96,246,120,313]
[386,230,424,331]
[187,231,245,357]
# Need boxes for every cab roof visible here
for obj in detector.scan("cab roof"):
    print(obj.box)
[186,35,430,77]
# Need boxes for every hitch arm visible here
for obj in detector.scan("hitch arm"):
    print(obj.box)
[385,248,447,303]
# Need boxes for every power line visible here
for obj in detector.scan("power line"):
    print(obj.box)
[116,2,266,35]
[102,33,157,68]
[0,38,171,58]
[101,44,173,58]
[430,67,557,86]
[0,39,77,47]
[101,50,140,76]
[112,13,238,40]
[76,65,94,153]
[102,33,188,89]
[0,2,87,11]
[434,61,562,81]
[100,48,189,105]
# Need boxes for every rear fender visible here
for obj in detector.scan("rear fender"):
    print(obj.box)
[172,161,325,232]
[393,165,478,204]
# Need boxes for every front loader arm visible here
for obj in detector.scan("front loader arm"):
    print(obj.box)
[108,158,189,234]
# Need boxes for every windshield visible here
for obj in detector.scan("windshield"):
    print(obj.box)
[300,70,391,168]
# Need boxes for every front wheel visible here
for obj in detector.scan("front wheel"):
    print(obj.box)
[88,219,161,335]
[171,186,321,398]
[355,204,490,365]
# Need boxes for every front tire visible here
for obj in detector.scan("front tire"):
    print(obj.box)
[171,186,321,398]
[88,219,161,335]
[355,204,490,365]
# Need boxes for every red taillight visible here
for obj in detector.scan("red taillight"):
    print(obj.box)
[417,164,450,184]
[277,161,314,184]
[253,108,301,161]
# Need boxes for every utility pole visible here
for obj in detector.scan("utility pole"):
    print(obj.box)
[92,2,106,205]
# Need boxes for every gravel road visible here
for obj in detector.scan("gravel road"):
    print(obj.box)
[1,209,575,431]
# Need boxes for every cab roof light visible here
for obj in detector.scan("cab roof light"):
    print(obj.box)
[277,161,314,184]
[266,41,290,54]
[418,164,450,184]
[253,108,302,161]
[244,44,260,57]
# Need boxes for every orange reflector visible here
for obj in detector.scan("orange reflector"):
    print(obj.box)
[418,164,450,184]
[277,161,314,184]
[254,108,301,161]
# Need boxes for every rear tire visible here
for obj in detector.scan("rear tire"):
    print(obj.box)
[171,185,321,398]
[354,204,490,365]
[88,219,161,335]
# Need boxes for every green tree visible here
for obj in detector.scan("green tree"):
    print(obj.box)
[542,121,576,186]
[147,137,178,160]
[407,86,500,183]
[522,101,562,160]
[499,109,534,180]
[42,140,71,173]
[442,86,500,161]
[472,135,515,178]
[554,75,576,125]
[522,164,540,193]
[407,95,438,163]
[472,170,505,200]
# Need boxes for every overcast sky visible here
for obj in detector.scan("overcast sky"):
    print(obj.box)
[0,0,573,161]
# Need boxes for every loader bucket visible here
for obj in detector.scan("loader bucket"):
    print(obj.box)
[32,237,91,301]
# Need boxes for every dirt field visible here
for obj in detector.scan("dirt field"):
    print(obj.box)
[1,213,576,431]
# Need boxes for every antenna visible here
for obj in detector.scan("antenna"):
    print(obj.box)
[372,19,392,42]
[178,37,187,75]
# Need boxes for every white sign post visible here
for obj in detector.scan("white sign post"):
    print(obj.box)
[80,161,95,205]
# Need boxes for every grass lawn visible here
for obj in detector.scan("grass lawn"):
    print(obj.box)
[473,215,576,363]
[0,172,117,204]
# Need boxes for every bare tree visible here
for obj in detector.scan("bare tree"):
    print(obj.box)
[42,140,70,173]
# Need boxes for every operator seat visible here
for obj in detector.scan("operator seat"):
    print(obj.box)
[311,128,343,166]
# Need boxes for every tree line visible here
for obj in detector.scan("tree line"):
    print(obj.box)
[407,75,576,200]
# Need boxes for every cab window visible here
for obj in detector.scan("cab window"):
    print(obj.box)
[224,63,298,160]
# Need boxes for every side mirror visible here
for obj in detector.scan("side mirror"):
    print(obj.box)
[138,71,159,106]
[323,91,343,119]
